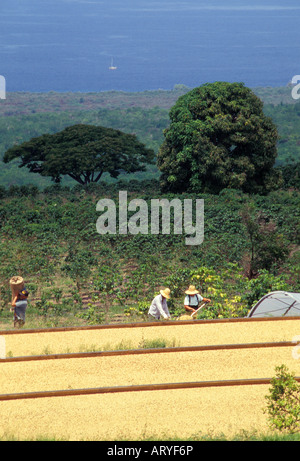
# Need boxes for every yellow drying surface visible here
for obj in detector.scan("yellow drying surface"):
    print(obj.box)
[3,318,300,357]
[1,319,300,440]
[0,347,299,395]
[0,386,269,441]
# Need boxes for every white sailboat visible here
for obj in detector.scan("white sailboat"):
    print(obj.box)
[109,58,117,70]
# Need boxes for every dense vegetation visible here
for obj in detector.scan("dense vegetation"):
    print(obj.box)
[0,181,298,327]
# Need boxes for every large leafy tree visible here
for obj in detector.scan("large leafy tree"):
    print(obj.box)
[3,124,155,185]
[157,82,282,194]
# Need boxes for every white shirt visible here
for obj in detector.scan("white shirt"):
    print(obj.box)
[148,294,170,319]
[184,293,203,307]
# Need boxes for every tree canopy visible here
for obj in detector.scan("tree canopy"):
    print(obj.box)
[3,124,155,185]
[157,81,282,194]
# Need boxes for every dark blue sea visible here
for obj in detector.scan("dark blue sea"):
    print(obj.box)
[1,0,300,93]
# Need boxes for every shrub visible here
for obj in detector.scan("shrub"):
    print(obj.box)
[264,365,300,433]
[242,270,290,310]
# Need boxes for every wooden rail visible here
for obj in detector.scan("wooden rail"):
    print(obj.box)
[1,376,300,402]
[1,315,300,335]
[0,340,297,363]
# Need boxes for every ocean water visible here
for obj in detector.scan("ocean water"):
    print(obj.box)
[1,0,300,93]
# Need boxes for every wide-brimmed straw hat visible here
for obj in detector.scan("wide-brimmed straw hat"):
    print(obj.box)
[185,285,199,295]
[160,288,171,299]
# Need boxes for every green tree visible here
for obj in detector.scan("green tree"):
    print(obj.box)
[157,82,282,194]
[3,124,155,185]
[240,204,289,278]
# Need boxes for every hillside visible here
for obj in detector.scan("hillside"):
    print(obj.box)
[0,184,299,329]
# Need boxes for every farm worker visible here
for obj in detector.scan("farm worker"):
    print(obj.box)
[148,288,171,320]
[11,288,29,328]
[184,285,211,314]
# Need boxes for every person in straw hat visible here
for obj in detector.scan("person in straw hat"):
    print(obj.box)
[148,288,171,321]
[184,285,210,315]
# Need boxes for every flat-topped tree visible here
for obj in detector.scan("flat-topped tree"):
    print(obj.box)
[3,124,155,185]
